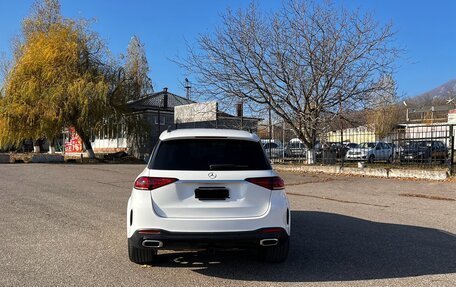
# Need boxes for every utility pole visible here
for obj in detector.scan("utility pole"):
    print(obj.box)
[215,102,218,128]
[268,98,272,159]
[282,120,285,158]
[339,93,344,166]
[237,101,244,130]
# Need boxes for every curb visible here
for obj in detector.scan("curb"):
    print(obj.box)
[273,164,448,181]
[29,154,64,163]
[0,154,66,164]
[0,154,10,163]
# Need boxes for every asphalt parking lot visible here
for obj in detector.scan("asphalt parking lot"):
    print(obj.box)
[0,164,455,286]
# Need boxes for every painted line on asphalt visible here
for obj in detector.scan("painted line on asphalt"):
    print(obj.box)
[399,193,455,201]
[286,192,390,208]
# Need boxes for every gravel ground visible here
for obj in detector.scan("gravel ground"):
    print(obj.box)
[0,164,455,286]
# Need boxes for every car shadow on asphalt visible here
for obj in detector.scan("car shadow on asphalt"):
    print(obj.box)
[154,211,456,282]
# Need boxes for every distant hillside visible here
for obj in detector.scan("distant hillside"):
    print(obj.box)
[409,79,456,106]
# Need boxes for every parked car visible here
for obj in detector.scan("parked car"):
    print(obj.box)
[314,141,325,158]
[261,140,288,158]
[386,142,403,159]
[400,140,448,163]
[345,142,359,150]
[328,142,350,159]
[287,138,307,158]
[345,141,392,163]
[127,129,291,264]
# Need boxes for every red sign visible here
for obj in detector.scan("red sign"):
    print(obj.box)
[65,127,83,153]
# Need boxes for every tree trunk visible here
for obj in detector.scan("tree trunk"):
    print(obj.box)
[74,127,95,159]
[48,138,56,154]
[33,140,41,153]
[83,137,95,159]
[306,149,316,165]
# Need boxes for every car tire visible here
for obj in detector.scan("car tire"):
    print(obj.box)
[259,238,289,263]
[368,155,375,163]
[128,240,157,264]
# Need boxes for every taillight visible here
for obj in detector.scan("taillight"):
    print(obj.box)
[134,177,178,190]
[245,176,285,190]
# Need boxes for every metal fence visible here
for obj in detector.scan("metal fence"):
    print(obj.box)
[262,124,455,173]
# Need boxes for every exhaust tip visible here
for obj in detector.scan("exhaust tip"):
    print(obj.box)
[142,240,163,248]
[259,238,279,247]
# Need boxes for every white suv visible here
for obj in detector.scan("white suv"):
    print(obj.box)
[127,128,290,264]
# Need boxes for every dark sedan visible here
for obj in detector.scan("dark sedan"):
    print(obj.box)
[400,140,448,164]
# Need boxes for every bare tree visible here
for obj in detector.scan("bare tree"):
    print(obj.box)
[0,52,11,91]
[125,35,153,100]
[22,0,62,39]
[366,75,402,137]
[181,0,399,162]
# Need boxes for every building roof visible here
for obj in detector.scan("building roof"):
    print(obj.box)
[159,128,260,142]
[127,89,194,112]
[127,89,260,121]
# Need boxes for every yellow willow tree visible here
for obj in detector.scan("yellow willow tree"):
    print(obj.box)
[1,21,111,158]
[0,111,8,149]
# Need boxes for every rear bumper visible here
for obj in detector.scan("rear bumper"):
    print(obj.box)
[127,187,291,238]
[128,228,289,250]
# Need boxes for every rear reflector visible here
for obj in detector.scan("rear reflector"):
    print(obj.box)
[261,228,285,234]
[138,229,161,235]
[134,177,178,190]
[245,176,285,190]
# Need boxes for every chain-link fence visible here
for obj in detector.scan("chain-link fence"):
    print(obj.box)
[262,124,455,173]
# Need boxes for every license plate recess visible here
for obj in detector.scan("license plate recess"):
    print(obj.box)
[195,187,229,200]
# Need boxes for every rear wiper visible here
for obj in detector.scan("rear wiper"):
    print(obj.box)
[209,164,249,170]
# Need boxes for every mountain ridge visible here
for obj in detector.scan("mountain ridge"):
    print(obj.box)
[408,78,456,106]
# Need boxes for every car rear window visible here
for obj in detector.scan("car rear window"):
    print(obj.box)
[149,139,271,170]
